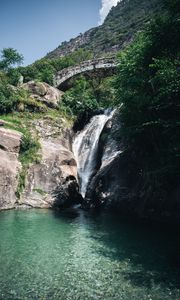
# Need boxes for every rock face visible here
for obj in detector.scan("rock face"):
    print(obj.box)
[46,0,163,59]
[22,81,64,108]
[85,112,128,209]
[0,116,82,211]
[47,29,94,59]
[20,117,82,209]
[0,127,22,210]
[0,127,22,152]
[84,111,180,221]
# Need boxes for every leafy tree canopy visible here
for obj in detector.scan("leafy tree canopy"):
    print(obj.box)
[115,0,180,203]
[0,48,24,71]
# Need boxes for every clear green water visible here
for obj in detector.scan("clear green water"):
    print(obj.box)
[0,209,180,300]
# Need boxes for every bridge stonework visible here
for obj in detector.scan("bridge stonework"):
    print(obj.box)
[54,57,117,90]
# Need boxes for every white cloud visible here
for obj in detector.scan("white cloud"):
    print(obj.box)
[98,0,120,25]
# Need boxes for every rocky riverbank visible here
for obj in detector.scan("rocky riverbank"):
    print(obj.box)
[0,83,179,223]
[0,81,82,211]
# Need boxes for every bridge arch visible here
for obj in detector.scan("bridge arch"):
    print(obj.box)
[54,57,118,90]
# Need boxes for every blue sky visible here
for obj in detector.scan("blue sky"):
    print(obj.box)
[0,0,119,66]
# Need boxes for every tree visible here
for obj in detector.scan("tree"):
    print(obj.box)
[0,48,24,71]
[115,2,180,207]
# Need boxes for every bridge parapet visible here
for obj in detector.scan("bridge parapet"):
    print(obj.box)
[54,56,118,89]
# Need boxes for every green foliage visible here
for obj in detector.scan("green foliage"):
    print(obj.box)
[19,130,41,166]
[68,49,93,64]
[16,88,48,112]
[1,114,41,198]
[115,2,180,202]
[61,76,98,116]
[6,68,22,86]
[0,79,47,114]
[61,75,115,117]
[19,49,93,85]
[164,0,180,14]
[18,64,39,83]
[0,48,44,114]
[16,170,26,199]
[0,48,23,71]
[33,188,47,196]
[0,77,18,113]
[16,134,41,198]
[47,0,164,58]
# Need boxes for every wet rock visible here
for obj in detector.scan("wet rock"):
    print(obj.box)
[84,110,180,221]
[53,176,83,209]
[72,108,104,132]
[85,154,129,210]
[84,110,129,209]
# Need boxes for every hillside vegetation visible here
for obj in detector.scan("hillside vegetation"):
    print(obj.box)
[0,0,164,118]
[115,0,180,215]
[47,0,164,59]
[0,0,179,215]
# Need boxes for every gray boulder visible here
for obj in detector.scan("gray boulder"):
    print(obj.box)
[22,81,64,108]
[0,128,22,209]
[20,117,81,209]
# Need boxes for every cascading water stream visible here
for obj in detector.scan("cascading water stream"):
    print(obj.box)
[73,110,114,198]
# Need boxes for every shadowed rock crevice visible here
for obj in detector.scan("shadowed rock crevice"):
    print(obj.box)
[52,175,83,209]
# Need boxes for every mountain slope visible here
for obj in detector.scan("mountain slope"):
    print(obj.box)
[47,0,164,59]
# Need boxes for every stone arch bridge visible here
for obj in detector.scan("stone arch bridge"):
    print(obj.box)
[54,57,118,90]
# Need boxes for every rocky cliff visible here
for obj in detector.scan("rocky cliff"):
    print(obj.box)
[1,101,179,221]
[84,110,129,209]
[0,82,82,211]
[47,0,163,59]
[0,127,22,210]
[20,117,81,209]
[83,110,180,222]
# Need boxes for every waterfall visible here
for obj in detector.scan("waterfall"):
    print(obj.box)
[73,110,113,198]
